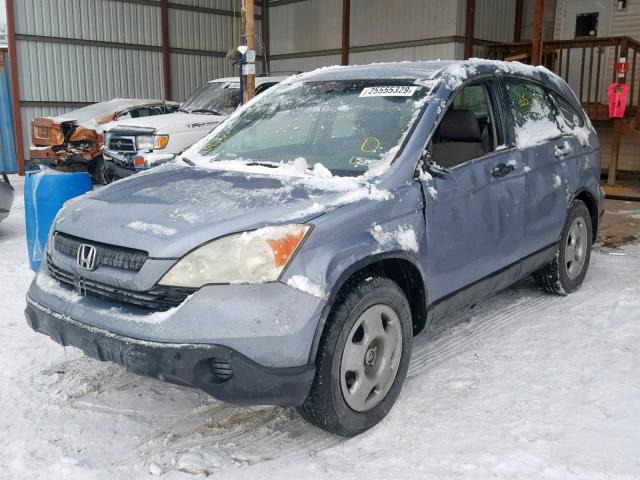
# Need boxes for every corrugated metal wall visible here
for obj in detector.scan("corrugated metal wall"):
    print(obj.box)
[270,0,466,73]
[269,0,517,73]
[168,3,262,101]
[12,0,257,158]
[474,0,516,43]
[11,0,529,163]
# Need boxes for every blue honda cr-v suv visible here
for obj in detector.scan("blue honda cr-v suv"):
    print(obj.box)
[26,60,604,436]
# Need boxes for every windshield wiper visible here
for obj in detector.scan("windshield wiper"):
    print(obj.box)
[246,162,279,168]
[191,108,222,115]
[181,157,195,166]
[177,108,189,113]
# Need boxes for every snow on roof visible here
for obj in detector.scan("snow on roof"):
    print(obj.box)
[282,58,568,92]
[54,98,176,123]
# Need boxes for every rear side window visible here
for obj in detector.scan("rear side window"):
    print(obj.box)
[505,79,562,147]
[550,92,585,130]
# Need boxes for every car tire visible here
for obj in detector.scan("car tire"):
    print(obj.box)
[298,275,412,437]
[534,199,592,295]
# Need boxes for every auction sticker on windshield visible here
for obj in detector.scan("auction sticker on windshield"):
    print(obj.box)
[360,86,417,97]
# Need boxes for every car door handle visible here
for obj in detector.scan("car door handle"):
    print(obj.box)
[491,163,514,177]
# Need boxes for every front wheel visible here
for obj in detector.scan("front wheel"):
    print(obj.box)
[298,276,412,436]
[534,199,593,295]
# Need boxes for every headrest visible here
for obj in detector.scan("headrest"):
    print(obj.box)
[438,109,483,142]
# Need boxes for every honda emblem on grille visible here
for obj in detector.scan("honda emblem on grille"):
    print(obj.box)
[77,244,97,271]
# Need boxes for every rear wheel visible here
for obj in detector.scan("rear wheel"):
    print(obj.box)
[534,199,592,295]
[298,276,412,436]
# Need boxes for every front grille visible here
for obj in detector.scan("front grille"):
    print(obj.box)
[54,232,148,272]
[108,136,136,152]
[47,256,195,311]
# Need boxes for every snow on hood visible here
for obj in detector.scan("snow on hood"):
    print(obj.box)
[105,112,225,134]
[54,162,392,258]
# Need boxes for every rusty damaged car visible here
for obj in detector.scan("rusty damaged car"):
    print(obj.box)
[29,98,178,181]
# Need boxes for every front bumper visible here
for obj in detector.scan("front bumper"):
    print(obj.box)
[25,297,315,406]
[103,150,175,178]
[30,145,59,162]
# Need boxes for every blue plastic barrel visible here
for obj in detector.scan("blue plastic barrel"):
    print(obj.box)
[25,170,93,271]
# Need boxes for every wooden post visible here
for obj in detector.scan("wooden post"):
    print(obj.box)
[341,0,350,66]
[608,120,622,186]
[514,0,524,43]
[160,0,172,101]
[5,0,25,175]
[607,38,629,186]
[464,0,475,60]
[242,0,255,102]
[531,0,544,66]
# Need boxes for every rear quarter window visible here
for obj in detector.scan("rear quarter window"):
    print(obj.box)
[550,92,585,130]
[505,79,563,148]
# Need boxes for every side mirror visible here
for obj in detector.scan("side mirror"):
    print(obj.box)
[417,146,449,178]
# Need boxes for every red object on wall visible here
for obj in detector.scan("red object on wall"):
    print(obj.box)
[615,62,629,74]
[608,83,629,118]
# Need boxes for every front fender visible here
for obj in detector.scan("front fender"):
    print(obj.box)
[280,182,427,363]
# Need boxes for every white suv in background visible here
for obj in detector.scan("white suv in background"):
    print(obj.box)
[101,75,286,181]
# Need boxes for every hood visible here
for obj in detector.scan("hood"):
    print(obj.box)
[105,112,225,133]
[55,164,354,258]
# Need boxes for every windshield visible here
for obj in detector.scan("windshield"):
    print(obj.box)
[180,82,240,115]
[196,80,429,176]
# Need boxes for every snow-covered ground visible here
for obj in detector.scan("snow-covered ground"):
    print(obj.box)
[1,175,639,479]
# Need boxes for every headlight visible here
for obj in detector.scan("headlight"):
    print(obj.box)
[159,225,310,287]
[154,135,169,149]
[137,135,154,150]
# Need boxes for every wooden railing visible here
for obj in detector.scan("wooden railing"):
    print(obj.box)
[486,36,640,125]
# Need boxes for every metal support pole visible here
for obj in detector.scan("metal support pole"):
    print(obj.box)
[242,0,255,102]
[261,0,270,75]
[5,0,25,175]
[341,0,350,66]
[160,0,172,101]
[531,0,544,66]
[464,0,475,60]
[514,0,524,43]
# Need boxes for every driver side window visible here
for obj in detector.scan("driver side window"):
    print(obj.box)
[430,83,500,169]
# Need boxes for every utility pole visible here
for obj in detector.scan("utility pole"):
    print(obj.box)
[242,0,256,102]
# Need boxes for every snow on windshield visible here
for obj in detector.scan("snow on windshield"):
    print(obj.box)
[185,79,430,178]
